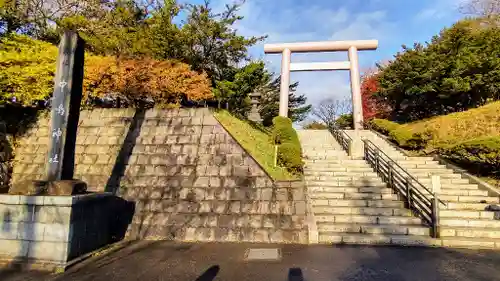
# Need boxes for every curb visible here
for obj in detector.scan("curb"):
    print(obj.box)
[62,240,135,272]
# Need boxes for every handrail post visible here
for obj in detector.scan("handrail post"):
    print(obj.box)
[431,193,440,238]
[374,149,379,174]
[347,140,352,156]
[431,175,441,238]
[388,161,393,187]
[405,177,412,209]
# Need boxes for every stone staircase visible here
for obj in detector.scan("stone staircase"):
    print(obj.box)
[297,130,432,245]
[346,130,500,248]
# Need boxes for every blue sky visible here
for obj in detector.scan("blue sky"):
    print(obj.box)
[206,0,465,106]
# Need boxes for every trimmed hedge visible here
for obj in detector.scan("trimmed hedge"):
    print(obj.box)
[439,136,500,176]
[369,119,400,135]
[271,116,303,174]
[389,127,432,150]
[369,118,431,150]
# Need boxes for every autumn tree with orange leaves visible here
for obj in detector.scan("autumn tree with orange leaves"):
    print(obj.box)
[84,57,212,107]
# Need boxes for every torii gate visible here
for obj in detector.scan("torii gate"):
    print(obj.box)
[264,40,378,130]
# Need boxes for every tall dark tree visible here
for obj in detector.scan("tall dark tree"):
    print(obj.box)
[180,0,265,83]
[259,77,312,127]
[376,17,500,121]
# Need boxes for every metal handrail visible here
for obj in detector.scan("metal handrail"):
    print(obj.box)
[363,139,446,238]
[328,123,353,156]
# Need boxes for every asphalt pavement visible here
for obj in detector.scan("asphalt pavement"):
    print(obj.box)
[2,241,500,281]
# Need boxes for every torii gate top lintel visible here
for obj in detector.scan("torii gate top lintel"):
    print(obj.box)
[263,39,379,130]
[263,40,379,53]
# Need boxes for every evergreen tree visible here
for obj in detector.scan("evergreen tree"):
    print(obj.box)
[260,77,312,127]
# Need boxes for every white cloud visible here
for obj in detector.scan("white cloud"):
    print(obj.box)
[414,0,464,21]
[331,10,394,41]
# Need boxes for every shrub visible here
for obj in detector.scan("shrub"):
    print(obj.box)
[439,136,500,176]
[271,116,303,174]
[271,116,295,144]
[335,114,353,129]
[389,127,432,150]
[303,121,328,130]
[369,119,400,135]
[277,143,303,174]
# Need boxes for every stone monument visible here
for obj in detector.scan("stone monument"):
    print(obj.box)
[9,31,87,195]
[248,92,262,122]
[47,31,85,181]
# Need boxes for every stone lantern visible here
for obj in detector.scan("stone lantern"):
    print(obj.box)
[248,92,262,122]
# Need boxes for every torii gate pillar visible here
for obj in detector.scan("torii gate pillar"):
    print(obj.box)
[264,40,378,130]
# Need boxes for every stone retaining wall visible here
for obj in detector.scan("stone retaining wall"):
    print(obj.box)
[10,108,309,244]
[0,122,11,193]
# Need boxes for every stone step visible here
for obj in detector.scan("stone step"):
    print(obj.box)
[304,156,347,160]
[304,152,347,156]
[304,168,374,174]
[441,227,500,239]
[304,164,355,169]
[396,160,438,165]
[314,214,422,225]
[439,189,488,196]
[305,160,367,165]
[440,209,495,219]
[398,163,447,169]
[310,193,399,201]
[305,172,378,177]
[418,178,470,184]
[438,195,499,203]
[317,233,437,246]
[406,168,452,173]
[440,237,500,249]
[441,184,480,190]
[317,223,429,236]
[306,181,386,187]
[301,145,343,149]
[405,157,436,161]
[312,199,405,208]
[304,172,381,181]
[415,173,462,179]
[313,206,411,216]
[441,218,500,228]
[445,202,493,211]
[308,186,393,194]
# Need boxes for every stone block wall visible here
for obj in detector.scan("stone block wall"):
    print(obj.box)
[0,122,11,193]
[11,108,309,244]
[0,193,126,268]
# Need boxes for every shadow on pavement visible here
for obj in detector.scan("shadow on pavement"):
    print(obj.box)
[194,265,220,281]
[288,268,304,281]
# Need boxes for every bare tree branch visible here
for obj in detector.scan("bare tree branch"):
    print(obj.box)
[460,0,500,17]
[311,98,352,126]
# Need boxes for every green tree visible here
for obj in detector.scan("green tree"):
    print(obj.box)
[213,61,270,116]
[180,0,265,82]
[376,17,500,121]
[0,34,57,105]
[260,77,312,127]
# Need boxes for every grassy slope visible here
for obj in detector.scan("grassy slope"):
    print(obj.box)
[213,110,297,181]
[391,101,500,186]
[402,101,500,148]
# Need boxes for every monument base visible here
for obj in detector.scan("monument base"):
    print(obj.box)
[8,180,87,196]
[0,192,134,271]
